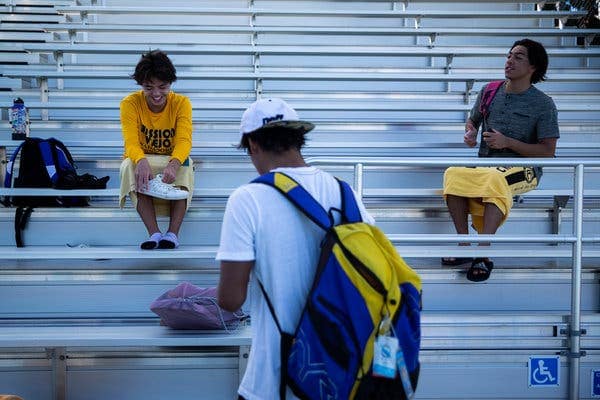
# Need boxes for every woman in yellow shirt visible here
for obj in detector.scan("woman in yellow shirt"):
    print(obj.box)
[119,50,194,249]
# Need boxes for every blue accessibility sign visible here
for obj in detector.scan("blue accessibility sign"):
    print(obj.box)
[592,369,600,398]
[528,356,559,387]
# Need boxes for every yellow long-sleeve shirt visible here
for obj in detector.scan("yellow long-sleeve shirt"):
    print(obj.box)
[120,90,193,164]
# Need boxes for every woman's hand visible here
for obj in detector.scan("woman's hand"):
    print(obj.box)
[162,158,181,184]
[135,158,153,191]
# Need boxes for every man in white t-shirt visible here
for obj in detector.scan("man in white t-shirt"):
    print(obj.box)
[216,98,374,400]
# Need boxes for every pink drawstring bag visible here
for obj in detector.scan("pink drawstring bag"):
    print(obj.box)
[150,282,247,330]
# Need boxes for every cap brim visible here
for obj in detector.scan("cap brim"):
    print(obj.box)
[249,120,315,135]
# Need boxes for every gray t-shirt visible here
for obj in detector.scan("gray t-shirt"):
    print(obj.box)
[469,82,560,177]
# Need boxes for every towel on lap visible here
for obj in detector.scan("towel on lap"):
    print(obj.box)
[443,166,513,233]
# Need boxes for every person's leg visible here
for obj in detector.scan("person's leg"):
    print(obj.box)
[167,199,186,236]
[159,156,193,249]
[446,194,470,235]
[158,199,186,249]
[481,202,504,236]
[468,202,503,280]
[137,193,160,234]
[442,194,473,265]
[137,193,163,249]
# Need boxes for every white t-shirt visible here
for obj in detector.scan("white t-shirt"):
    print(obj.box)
[216,166,374,400]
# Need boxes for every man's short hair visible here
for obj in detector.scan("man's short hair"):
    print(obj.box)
[238,127,307,153]
[238,98,313,153]
[132,49,177,85]
[511,38,549,84]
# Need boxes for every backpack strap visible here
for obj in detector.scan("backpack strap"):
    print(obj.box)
[336,177,362,224]
[252,171,363,228]
[479,80,504,118]
[14,206,33,248]
[255,277,293,400]
[3,140,26,189]
[252,172,333,231]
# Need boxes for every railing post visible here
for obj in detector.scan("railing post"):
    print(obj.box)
[354,163,364,199]
[48,347,67,400]
[568,163,584,400]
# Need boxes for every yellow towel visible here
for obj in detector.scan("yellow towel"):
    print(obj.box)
[443,166,513,233]
[119,154,195,216]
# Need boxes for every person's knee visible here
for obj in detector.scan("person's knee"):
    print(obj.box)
[446,194,468,206]
[136,193,154,209]
[484,202,503,216]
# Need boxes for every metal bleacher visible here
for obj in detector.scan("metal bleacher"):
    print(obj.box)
[0,0,599,399]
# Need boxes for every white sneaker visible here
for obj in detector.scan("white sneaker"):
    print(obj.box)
[140,174,189,200]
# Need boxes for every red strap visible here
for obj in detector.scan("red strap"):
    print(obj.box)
[479,80,504,118]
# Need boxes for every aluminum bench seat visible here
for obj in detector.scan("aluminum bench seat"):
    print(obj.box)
[0,242,598,262]
[0,323,252,348]
[0,262,598,315]
[52,6,588,20]
[4,67,598,81]
[19,42,600,58]
[3,89,600,107]
[0,311,594,352]
[5,98,598,113]
[3,68,598,109]
[0,13,63,23]
[9,24,600,48]
[0,0,74,5]
[0,323,252,400]
[2,186,597,199]
[0,0,73,10]
[0,30,51,41]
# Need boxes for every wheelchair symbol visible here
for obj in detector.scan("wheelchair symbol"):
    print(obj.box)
[532,360,556,384]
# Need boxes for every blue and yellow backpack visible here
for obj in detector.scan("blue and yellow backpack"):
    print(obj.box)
[253,171,422,400]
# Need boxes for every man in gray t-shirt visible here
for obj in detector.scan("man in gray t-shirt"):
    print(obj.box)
[442,39,560,282]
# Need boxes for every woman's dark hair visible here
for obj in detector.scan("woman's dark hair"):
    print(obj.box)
[132,50,177,85]
[511,39,549,84]
[238,127,307,153]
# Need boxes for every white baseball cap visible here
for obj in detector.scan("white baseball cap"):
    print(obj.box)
[240,98,315,135]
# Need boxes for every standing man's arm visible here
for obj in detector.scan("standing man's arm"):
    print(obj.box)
[217,260,253,312]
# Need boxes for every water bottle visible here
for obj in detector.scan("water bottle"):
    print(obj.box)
[9,98,30,140]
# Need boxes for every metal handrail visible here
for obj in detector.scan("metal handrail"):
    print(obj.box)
[306,156,600,400]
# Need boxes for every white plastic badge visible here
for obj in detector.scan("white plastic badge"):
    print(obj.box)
[396,348,415,399]
[372,335,398,379]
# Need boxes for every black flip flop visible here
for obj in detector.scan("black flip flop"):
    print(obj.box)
[467,258,494,282]
[441,257,474,266]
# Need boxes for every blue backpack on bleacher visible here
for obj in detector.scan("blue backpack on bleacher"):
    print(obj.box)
[253,172,422,400]
[3,137,89,208]
[3,137,97,247]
